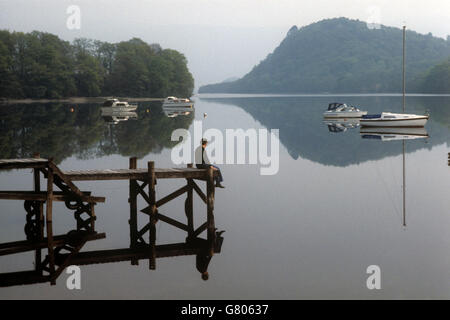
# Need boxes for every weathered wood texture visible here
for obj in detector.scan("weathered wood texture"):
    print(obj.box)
[60,240,215,265]
[0,233,106,256]
[206,167,216,256]
[63,168,218,180]
[0,191,105,203]
[148,161,157,270]
[0,158,48,170]
[129,157,138,265]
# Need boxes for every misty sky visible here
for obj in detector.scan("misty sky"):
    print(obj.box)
[1,0,449,90]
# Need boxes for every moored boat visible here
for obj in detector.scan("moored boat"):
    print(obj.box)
[360,112,428,127]
[102,98,137,111]
[162,96,194,108]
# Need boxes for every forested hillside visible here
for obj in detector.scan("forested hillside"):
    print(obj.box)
[415,58,450,93]
[199,18,450,94]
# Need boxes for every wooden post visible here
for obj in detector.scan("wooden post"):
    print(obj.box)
[148,161,156,270]
[46,160,56,284]
[206,167,215,256]
[129,157,138,265]
[33,152,43,272]
[186,164,194,240]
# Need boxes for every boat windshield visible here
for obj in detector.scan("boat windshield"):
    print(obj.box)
[328,103,344,111]
[362,114,381,119]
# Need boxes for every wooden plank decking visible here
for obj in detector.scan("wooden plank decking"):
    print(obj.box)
[0,158,48,170]
[0,158,216,181]
[63,167,217,181]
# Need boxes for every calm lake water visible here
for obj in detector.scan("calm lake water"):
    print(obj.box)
[1,94,450,299]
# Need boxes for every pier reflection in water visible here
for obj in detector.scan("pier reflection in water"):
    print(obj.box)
[0,229,224,287]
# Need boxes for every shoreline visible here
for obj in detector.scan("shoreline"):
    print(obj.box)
[1,93,450,105]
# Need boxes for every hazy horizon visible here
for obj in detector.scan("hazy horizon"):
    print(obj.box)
[1,0,449,90]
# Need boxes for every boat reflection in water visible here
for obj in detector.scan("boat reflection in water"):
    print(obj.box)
[360,127,429,141]
[323,118,360,133]
[359,126,428,227]
[101,107,138,124]
[162,105,194,118]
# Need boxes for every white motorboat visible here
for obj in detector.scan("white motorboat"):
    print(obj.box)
[360,127,428,141]
[102,99,138,112]
[360,112,428,127]
[323,103,367,118]
[162,96,194,108]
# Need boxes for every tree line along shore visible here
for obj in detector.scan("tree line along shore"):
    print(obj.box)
[0,30,194,99]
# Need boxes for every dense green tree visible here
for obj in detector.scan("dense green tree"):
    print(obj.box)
[73,48,104,96]
[415,58,450,93]
[0,31,194,98]
[105,39,194,97]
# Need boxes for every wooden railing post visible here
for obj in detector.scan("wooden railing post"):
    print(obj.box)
[186,164,194,239]
[206,167,216,256]
[46,159,55,284]
[129,157,138,265]
[148,161,156,270]
[33,152,44,272]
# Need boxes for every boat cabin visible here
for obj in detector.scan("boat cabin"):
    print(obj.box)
[328,103,346,111]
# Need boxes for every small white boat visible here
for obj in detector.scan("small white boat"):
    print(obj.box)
[360,127,428,141]
[102,99,137,112]
[360,112,428,127]
[323,103,367,118]
[162,96,194,108]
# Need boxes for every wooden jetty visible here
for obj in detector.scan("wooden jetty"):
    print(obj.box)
[0,155,222,286]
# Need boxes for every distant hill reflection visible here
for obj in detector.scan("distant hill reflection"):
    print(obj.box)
[0,102,194,163]
[202,95,450,166]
